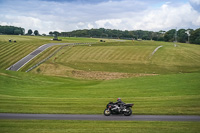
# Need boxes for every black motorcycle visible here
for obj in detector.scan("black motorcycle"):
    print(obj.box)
[104,102,134,116]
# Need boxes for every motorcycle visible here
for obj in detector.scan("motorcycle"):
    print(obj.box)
[104,102,134,116]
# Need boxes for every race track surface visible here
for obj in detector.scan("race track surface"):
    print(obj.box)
[0,113,200,121]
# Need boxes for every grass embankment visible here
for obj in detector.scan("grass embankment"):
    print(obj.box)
[0,35,98,70]
[0,70,199,115]
[0,120,199,133]
[32,41,200,79]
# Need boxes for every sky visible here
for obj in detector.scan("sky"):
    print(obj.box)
[0,0,200,34]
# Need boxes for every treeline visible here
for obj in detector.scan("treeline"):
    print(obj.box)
[163,28,199,44]
[58,28,200,44]
[0,25,25,35]
[1,25,199,44]
[60,28,165,41]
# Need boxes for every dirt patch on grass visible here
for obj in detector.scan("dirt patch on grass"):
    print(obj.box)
[32,63,157,80]
[71,70,157,80]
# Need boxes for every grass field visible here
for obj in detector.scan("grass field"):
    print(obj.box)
[0,35,200,132]
[0,36,200,114]
[0,69,199,115]
[0,120,199,133]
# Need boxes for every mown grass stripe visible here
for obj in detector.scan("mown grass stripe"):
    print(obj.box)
[93,47,106,60]
[0,45,30,60]
[0,46,37,69]
[0,44,20,57]
[0,44,35,63]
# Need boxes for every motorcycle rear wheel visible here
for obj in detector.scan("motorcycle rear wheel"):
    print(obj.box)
[104,109,111,116]
[124,108,132,116]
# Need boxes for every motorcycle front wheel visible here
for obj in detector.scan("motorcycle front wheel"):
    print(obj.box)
[104,109,111,116]
[124,108,132,116]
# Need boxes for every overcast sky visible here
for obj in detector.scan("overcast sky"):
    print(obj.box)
[0,0,199,34]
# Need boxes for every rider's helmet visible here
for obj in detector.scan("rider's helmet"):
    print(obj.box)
[117,98,121,102]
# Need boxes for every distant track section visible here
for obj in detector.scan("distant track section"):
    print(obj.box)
[6,43,94,71]
[0,113,200,121]
[149,45,163,59]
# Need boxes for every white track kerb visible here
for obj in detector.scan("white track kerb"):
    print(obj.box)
[149,45,163,59]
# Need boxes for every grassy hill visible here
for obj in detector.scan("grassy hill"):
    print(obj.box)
[29,40,200,79]
[0,35,200,114]
[0,35,98,70]
[1,35,199,77]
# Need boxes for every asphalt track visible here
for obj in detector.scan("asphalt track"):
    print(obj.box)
[0,113,200,121]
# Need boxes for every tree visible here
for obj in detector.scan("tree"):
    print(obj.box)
[28,29,33,35]
[14,29,21,35]
[34,30,39,35]
[53,31,59,36]
[0,25,25,35]
[164,29,176,42]
[49,31,53,36]
[177,29,187,43]
[21,28,25,35]
[190,28,200,44]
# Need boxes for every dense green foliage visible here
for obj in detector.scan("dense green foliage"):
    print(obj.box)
[0,25,25,35]
[190,28,200,44]
[59,28,199,44]
[27,29,33,35]
[164,29,176,42]
[33,30,39,35]
[1,25,199,44]
[177,29,189,43]
[0,120,199,133]
[60,28,164,40]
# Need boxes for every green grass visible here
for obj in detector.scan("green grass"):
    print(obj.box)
[1,35,199,75]
[0,70,199,115]
[0,35,98,70]
[31,40,200,78]
[0,120,199,133]
[0,35,200,132]
[0,36,200,115]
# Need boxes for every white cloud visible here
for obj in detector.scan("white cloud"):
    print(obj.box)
[132,2,200,31]
[95,19,122,28]
[0,0,199,34]
[87,23,94,29]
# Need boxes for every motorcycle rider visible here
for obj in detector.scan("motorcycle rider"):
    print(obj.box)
[114,98,125,112]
